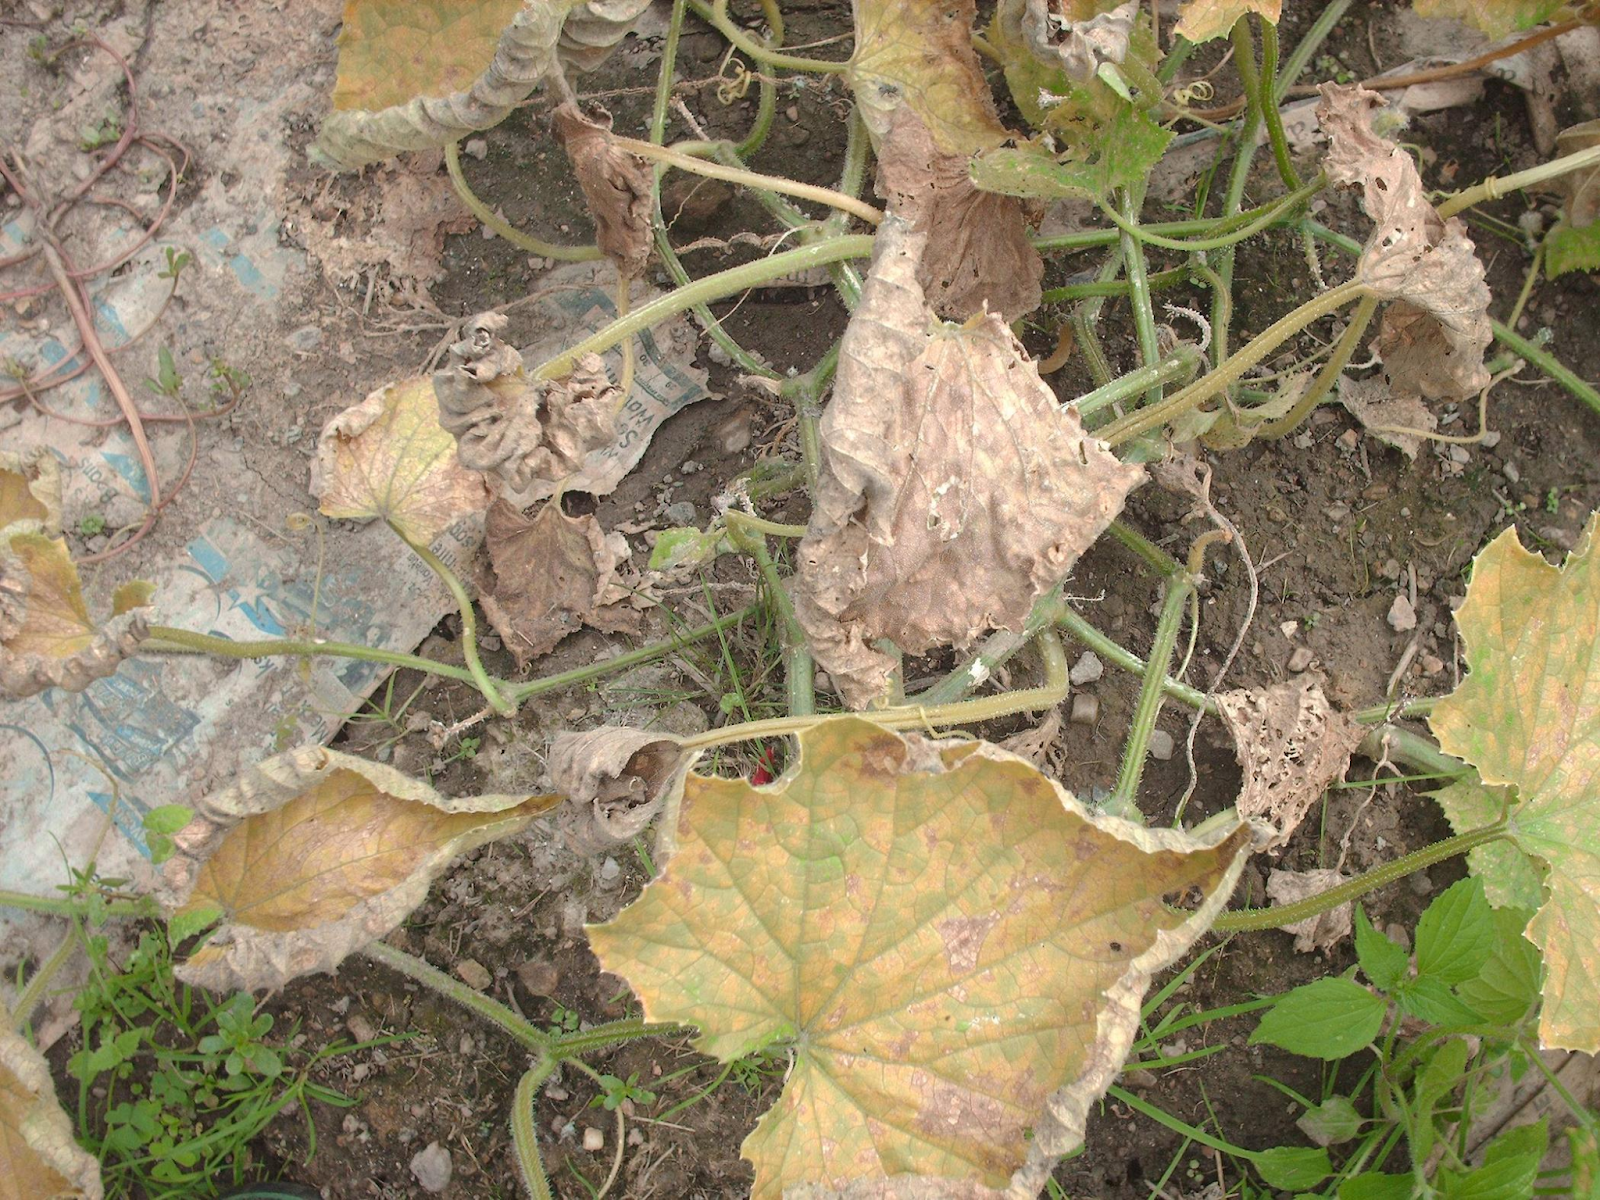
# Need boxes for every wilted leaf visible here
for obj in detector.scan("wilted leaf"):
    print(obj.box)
[161,746,556,991]
[1,1026,102,1200]
[876,110,1043,321]
[1336,374,1437,460]
[310,376,493,545]
[589,718,1253,1196]
[1429,512,1600,1051]
[793,219,1143,708]
[1411,0,1572,40]
[433,313,617,504]
[0,529,151,699]
[479,498,641,665]
[1319,84,1492,401]
[1014,0,1136,85]
[552,101,651,280]
[548,725,686,845]
[1216,674,1366,849]
[969,106,1174,202]
[313,1,652,169]
[1172,0,1281,44]
[0,448,62,537]
[1268,867,1353,954]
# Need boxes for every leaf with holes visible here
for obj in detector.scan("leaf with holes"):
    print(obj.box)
[161,746,557,991]
[1429,512,1600,1050]
[311,376,493,545]
[589,717,1253,1196]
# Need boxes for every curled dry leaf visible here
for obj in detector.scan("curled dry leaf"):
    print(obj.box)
[0,448,62,537]
[0,527,152,699]
[310,376,493,545]
[1172,0,1281,44]
[1217,674,1366,850]
[433,313,616,504]
[548,725,687,847]
[793,217,1143,709]
[1319,84,1492,401]
[552,101,651,280]
[849,0,1042,320]
[479,498,642,665]
[1020,0,1136,85]
[1336,374,1438,460]
[161,746,556,991]
[589,718,1253,1197]
[1,1025,103,1200]
[313,0,655,169]
[1267,867,1354,955]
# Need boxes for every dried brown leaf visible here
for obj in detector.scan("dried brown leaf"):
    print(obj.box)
[1,529,150,699]
[1217,674,1366,850]
[794,217,1144,708]
[876,109,1043,321]
[161,746,555,991]
[1555,118,1600,227]
[1319,84,1492,400]
[552,101,652,280]
[480,498,641,665]
[1020,0,1137,84]
[1,1026,102,1200]
[0,448,62,538]
[1336,374,1437,460]
[548,724,687,846]
[1267,867,1354,954]
[433,313,617,504]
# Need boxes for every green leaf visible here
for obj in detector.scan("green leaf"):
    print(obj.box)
[1252,1145,1331,1189]
[1410,1037,1471,1165]
[1354,906,1410,993]
[1455,906,1542,1026]
[1416,877,1495,986]
[970,107,1173,202]
[142,805,194,836]
[1428,513,1600,1050]
[1546,218,1600,279]
[167,903,223,947]
[1339,1172,1415,1200]
[1437,1118,1548,1199]
[1394,976,1484,1027]
[1250,977,1388,1060]
[589,718,1252,1195]
[1295,1095,1363,1147]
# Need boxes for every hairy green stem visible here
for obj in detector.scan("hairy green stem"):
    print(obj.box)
[1098,175,1322,253]
[1438,142,1600,220]
[392,524,514,717]
[1257,293,1380,440]
[1041,267,1186,305]
[1491,319,1600,419]
[913,587,1067,707]
[144,626,481,686]
[444,141,602,262]
[1118,186,1165,408]
[726,513,815,716]
[784,338,841,488]
[1211,823,1509,933]
[1111,565,1198,808]
[1107,519,1184,578]
[0,890,159,920]
[13,931,78,1028]
[362,941,550,1050]
[1076,347,1201,424]
[1032,192,1311,253]
[535,236,875,378]
[552,1018,686,1057]
[512,1061,557,1200]
[1257,19,1301,190]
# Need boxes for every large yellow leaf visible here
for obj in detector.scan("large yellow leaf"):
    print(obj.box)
[331,0,526,113]
[1412,0,1573,40]
[310,377,492,545]
[1430,512,1600,1051]
[0,449,61,537]
[163,746,557,990]
[589,718,1253,1196]
[0,529,151,698]
[1172,0,1281,44]
[1,1027,102,1200]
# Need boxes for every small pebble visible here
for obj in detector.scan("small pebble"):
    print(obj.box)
[546,1084,570,1101]
[706,340,733,367]
[1069,693,1099,725]
[1409,871,1434,897]
[464,137,488,160]
[1147,730,1175,761]
[1287,646,1314,673]
[664,500,697,526]
[346,1014,378,1044]
[454,958,492,990]
[598,856,622,884]
[1336,429,1359,451]
[1480,430,1501,449]
[1068,651,1103,685]
[1419,653,1445,675]
[583,1127,606,1152]
[1386,594,1417,633]
[410,1142,453,1193]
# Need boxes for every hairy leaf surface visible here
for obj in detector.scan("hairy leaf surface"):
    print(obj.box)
[590,718,1252,1196]
[1430,512,1600,1050]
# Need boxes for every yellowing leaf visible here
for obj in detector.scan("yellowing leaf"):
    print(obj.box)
[330,0,525,113]
[0,530,150,699]
[0,449,62,537]
[849,0,1011,156]
[1,1026,102,1200]
[310,376,493,545]
[590,718,1252,1196]
[1411,0,1572,40]
[162,746,557,991]
[1429,513,1600,1051]
[793,217,1143,708]
[1172,0,1280,44]
[1432,780,1545,911]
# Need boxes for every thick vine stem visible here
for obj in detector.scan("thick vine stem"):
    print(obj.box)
[144,626,483,686]
[512,1061,557,1200]
[1256,293,1380,440]
[622,137,882,225]
[913,587,1068,707]
[1257,18,1301,191]
[1211,822,1509,933]
[686,0,850,73]
[445,141,603,261]
[534,235,875,378]
[1118,186,1165,409]
[1437,142,1600,220]
[0,890,159,920]
[1097,175,1323,254]
[363,941,552,1050]
[1491,319,1600,420]
[1075,346,1201,424]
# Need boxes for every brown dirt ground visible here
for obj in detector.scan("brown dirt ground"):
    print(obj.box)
[10,0,1600,1197]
